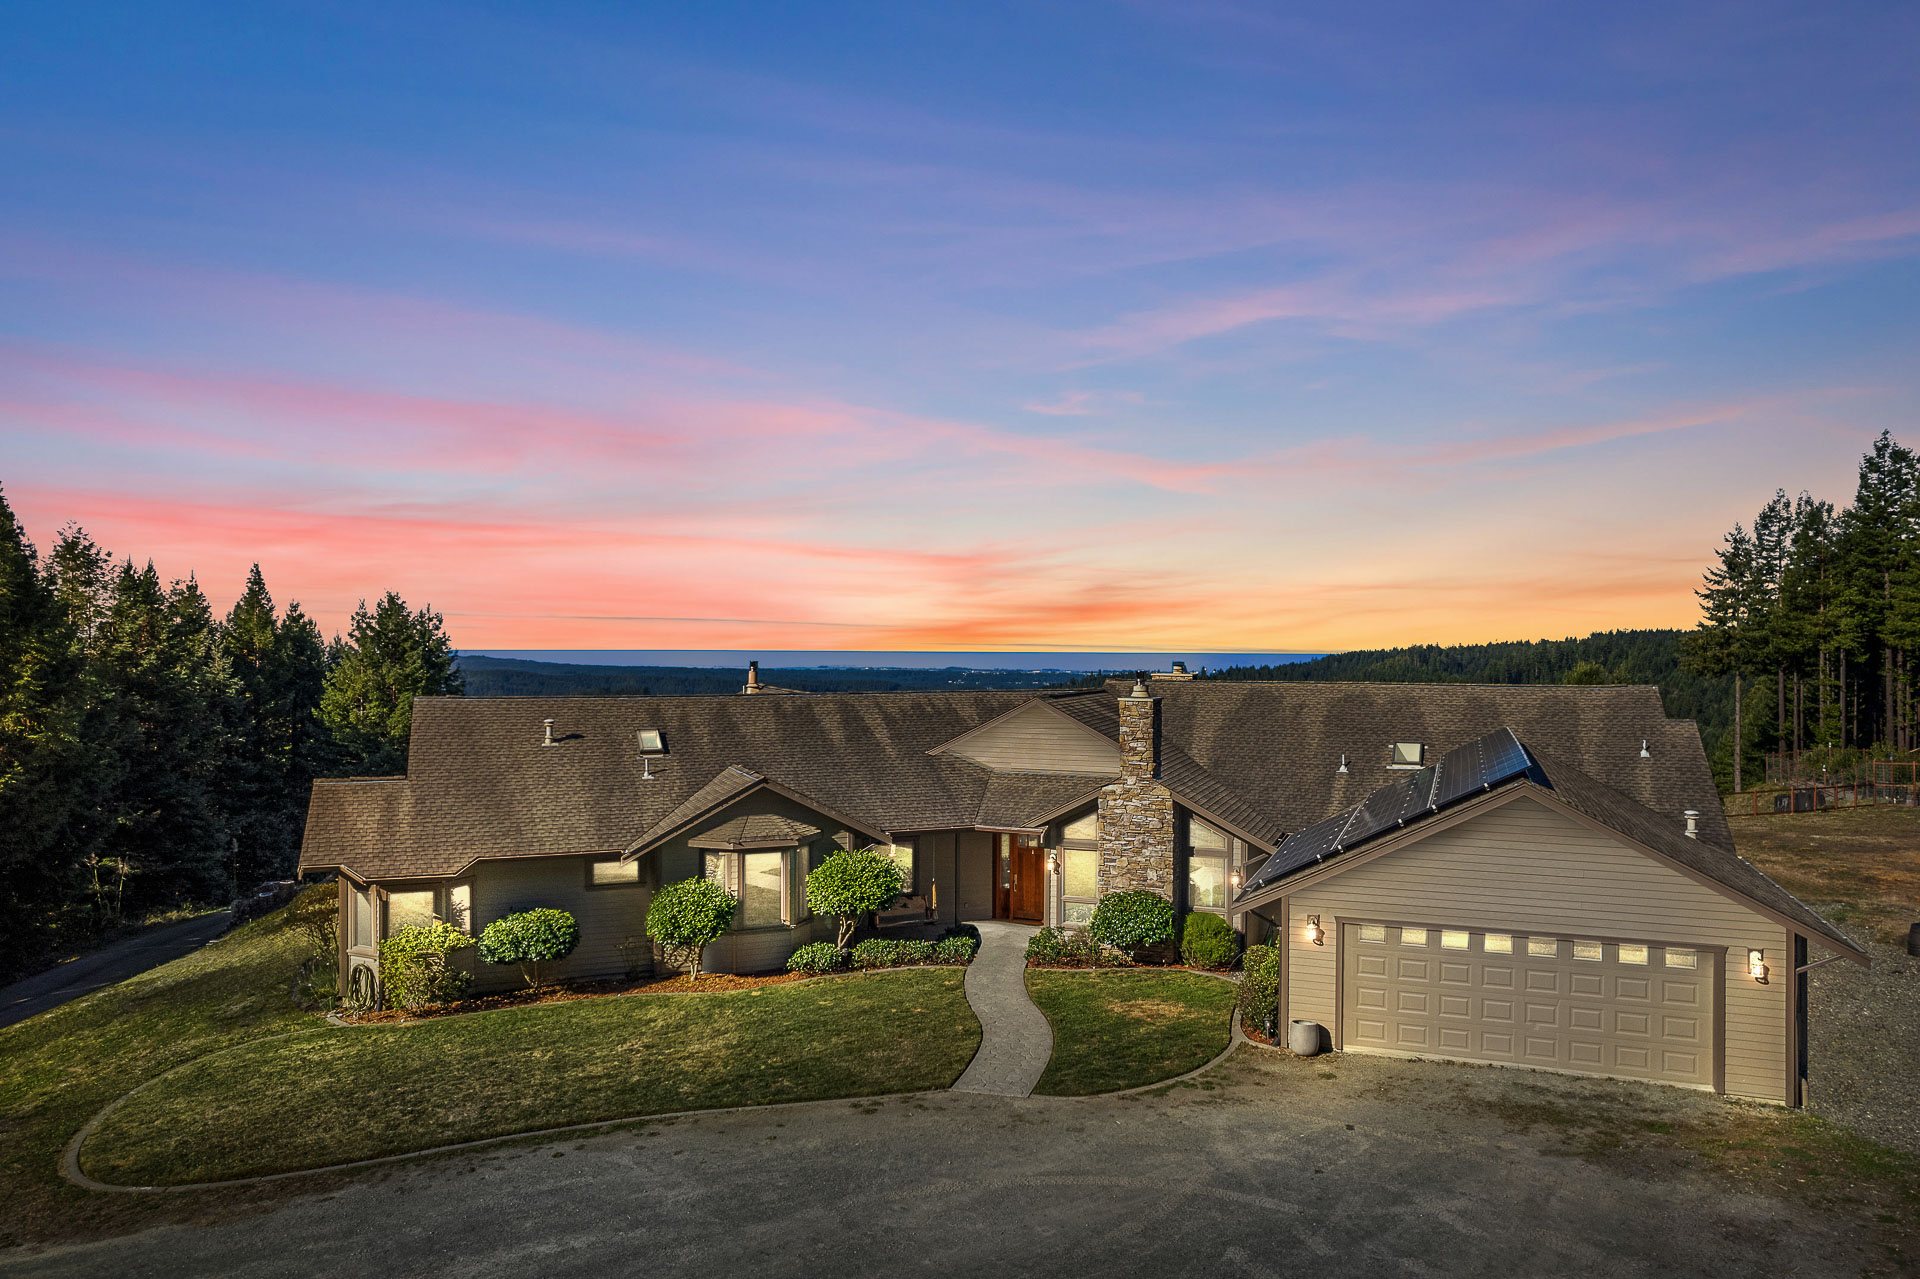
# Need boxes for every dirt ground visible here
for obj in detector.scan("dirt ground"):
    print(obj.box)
[5,1048,1913,1279]
[1730,806,1920,947]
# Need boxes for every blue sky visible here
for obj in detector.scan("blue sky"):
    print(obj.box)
[3,2,1917,651]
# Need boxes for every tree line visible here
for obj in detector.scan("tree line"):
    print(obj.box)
[1682,431,1920,791]
[0,486,462,979]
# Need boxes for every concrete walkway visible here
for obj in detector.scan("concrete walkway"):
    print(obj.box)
[0,911,231,1031]
[950,919,1052,1097]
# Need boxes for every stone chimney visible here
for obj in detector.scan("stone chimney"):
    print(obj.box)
[1098,675,1175,897]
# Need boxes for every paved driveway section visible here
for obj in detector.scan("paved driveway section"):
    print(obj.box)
[5,1050,1887,1278]
[951,920,1051,1097]
[0,913,231,1031]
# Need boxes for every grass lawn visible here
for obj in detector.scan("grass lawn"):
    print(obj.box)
[1730,806,1920,945]
[84,966,977,1186]
[0,885,975,1239]
[1026,969,1236,1096]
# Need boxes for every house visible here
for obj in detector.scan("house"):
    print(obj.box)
[298,674,1864,1106]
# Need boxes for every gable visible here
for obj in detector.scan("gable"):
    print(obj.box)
[932,700,1121,776]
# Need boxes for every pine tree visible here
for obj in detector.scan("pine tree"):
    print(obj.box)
[320,592,464,775]
[1683,521,1761,790]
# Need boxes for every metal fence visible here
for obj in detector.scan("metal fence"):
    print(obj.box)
[1762,754,1920,787]
[1725,781,1920,817]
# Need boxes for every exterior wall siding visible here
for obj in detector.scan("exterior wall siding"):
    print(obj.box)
[1282,796,1789,1103]
[468,855,653,993]
[945,701,1120,775]
[956,830,996,920]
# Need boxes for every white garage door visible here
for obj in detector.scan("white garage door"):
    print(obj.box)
[1340,922,1716,1088]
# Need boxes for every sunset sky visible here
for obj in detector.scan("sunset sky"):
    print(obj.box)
[4,2,1918,654]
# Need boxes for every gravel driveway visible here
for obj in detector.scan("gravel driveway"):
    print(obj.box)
[5,1047,1907,1279]
[1809,936,1920,1155]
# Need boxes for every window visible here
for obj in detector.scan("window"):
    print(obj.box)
[1400,926,1428,946]
[1528,936,1558,957]
[1188,818,1228,851]
[352,886,373,948]
[1390,742,1424,768]
[1358,923,1387,943]
[1619,943,1648,965]
[385,889,437,936]
[1664,948,1698,970]
[1062,846,1098,899]
[883,842,915,893]
[703,853,728,888]
[636,729,665,753]
[1186,816,1229,912]
[1441,930,1470,950]
[1063,901,1094,926]
[446,882,471,933]
[1483,933,1512,953]
[740,851,785,927]
[1573,940,1602,962]
[589,858,641,887]
[1062,811,1098,842]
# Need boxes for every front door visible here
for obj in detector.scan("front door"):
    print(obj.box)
[996,834,1046,923]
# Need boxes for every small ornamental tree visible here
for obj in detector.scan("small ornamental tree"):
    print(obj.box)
[805,848,905,948]
[1089,889,1175,956]
[646,876,738,981]
[380,921,475,1010]
[476,907,580,989]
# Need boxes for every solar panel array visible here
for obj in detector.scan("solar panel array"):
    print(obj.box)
[1240,727,1536,896]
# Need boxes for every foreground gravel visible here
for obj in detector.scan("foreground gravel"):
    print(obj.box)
[1808,933,1920,1155]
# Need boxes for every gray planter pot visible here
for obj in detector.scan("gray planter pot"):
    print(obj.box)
[1287,1019,1324,1056]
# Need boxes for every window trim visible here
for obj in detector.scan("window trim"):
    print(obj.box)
[585,855,644,891]
[700,847,800,931]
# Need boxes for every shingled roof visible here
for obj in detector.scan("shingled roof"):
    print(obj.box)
[300,680,1730,882]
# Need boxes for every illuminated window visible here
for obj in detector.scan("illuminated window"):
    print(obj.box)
[1188,817,1229,850]
[1619,944,1648,965]
[1062,847,1098,901]
[1573,940,1603,961]
[385,890,437,936]
[1188,858,1227,910]
[1358,923,1387,943]
[1062,811,1099,842]
[1400,926,1428,946]
[1441,930,1470,950]
[1528,937,1558,957]
[1664,948,1698,970]
[1063,901,1093,926]
[589,858,640,887]
[883,842,915,893]
[1483,934,1512,953]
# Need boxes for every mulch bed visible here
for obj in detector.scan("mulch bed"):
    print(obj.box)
[335,970,807,1024]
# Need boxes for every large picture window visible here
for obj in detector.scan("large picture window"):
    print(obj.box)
[1186,816,1229,913]
[1058,811,1100,927]
[741,851,785,927]
[384,889,438,936]
[882,841,915,893]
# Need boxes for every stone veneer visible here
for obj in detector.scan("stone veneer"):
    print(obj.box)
[1097,687,1177,896]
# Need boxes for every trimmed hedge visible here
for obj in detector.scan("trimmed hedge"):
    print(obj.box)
[1181,912,1240,970]
[1238,944,1279,1040]
[787,941,849,974]
[476,908,580,989]
[1024,925,1125,968]
[645,877,738,981]
[933,934,976,964]
[844,935,974,970]
[1089,890,1175,953]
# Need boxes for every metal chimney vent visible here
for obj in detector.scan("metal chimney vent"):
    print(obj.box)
[542,718,555,747]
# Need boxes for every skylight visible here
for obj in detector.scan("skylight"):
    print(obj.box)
[637,729,666,754]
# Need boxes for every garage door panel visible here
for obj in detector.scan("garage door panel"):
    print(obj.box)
[1341,924,1716,1089]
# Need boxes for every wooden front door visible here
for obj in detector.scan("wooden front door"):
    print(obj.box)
[997,834,1046,923]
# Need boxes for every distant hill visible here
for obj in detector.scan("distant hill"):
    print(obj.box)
[1203,629,1734,765]
[454,655,1083,697]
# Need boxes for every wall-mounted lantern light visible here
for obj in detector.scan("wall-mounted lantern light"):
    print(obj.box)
[1748,948,1769,983]
[1229,870,1242,890]
[1047,851,1059,872]
[1305,914,1325,946]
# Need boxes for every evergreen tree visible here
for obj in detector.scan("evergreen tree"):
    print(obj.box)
[320,592,463,775]
[0,489,94,973]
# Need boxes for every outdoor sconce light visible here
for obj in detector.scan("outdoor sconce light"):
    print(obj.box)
[1229,870,1242,890]
[1305,915,1325,946]
[1748,949,1769,983]
[1047,851,1059,871]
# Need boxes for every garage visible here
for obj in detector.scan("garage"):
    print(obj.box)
[1339,921,1716,1088]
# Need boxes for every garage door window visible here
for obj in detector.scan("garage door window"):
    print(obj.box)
[1664,948,1698,969]
[1441,930,1470,949]
[1484,933,1512,953]
[1358,923,1387,943]
[1573,940,1603,961]
[1619,944,1649,965]
[1400,926,1428,945]
[1528,937,1558,957]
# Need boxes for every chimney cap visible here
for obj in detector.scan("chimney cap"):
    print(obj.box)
[1128,671,1151,698]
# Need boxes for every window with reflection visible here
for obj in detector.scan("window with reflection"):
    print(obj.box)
[1186,815,1229,913]
[385,889,437,937]
[1059,812,1100,926]
[741,852,785,927]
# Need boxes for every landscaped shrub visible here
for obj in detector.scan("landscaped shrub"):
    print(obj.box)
[1024,926,1067,966]
[806,848,907,947]
[851,937,904,969]
[897,939,936,965]
[379,920,475,1010]
[645,878,737,981]
[1181,912,1240,970]
[476,908,580,990]
[933,934,977,964]
[1089,890,1175,956]
[787,941,849,974]
[1238,944,1279,1041]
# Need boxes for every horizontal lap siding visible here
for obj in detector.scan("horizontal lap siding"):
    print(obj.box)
[469,856,652,993]
[1285,797,1787,1103]
[957,830,996,920]
[948,702,1120,775]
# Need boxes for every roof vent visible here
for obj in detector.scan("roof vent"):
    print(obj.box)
[542,718,556,747]
[1337,754,1348,775]
[742,660,762,694]
[1640,739,1651,759]
[1683,810,1699,839]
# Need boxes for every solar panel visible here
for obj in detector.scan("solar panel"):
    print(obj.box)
[1432,728,1533,808]
[1335,764,1438,847]
[1243,809,1351,890]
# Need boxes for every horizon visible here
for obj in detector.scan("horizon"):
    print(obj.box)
[5,4,1917,651]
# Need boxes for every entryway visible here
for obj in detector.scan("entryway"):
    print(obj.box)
[994,833,1045,923]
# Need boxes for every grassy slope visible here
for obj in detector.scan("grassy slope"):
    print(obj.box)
[85,968,978,1185]
[1729,806,1920,945]
[1026,970,1236,1096]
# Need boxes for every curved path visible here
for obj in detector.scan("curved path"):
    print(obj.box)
[950,920,1052,1097]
